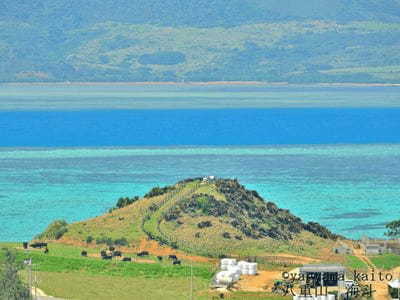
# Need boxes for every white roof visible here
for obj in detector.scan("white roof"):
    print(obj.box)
[389,279,400,288]
[300,264,346,273]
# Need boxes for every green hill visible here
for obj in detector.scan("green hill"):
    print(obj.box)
[1,1,400,83]
[43,178,339,258]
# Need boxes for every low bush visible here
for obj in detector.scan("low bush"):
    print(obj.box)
[96,237,129,247]
[96,237,113,246]
[35,220,68,240]
[114,238,129,246]
[222,232,231,239]
[197,221,212,229]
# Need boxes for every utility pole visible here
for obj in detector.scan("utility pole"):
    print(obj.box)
[34,262,38,300]
[190,262,193,300]
[24,258,32,300]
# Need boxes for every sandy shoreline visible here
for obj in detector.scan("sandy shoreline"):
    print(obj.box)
[1,81,400,87]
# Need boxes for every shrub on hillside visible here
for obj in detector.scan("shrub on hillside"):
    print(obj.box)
[96,237,113,246]
[114,237,129,246]
[95,237,129,246]
[149,204,159,211]
[164,208,181,221]
[180,194,227,216]
[35,220,68,240]
[197,221,212,229]
[222,232,231,239]
[86,236,94,244]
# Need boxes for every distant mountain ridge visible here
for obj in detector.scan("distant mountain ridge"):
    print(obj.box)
[3,1,400,27]
[1,1,400,83]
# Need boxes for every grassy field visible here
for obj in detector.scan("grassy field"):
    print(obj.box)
[0,242,216,299]
[0,245,213,280]
[344,255,368,271]
[22,271,292,300]
[0,243,293,300]
[0,239,345,299]
[27,271,210,300]
[370,254,400,270]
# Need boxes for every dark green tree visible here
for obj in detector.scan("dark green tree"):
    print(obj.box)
[385,220,400,238]
[0,249,30,300]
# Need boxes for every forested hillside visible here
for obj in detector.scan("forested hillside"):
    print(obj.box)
[1,0,400,83]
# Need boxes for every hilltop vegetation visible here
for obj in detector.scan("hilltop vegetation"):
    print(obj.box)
[1,1,400,83]
[47,178,339,258]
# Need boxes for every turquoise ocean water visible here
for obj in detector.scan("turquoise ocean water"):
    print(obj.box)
[1,145,399,241]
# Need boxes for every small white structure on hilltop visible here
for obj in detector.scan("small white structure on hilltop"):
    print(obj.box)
[202,175,216,183]
[214,258,258,287]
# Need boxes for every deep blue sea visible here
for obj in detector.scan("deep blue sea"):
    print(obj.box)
[1,109,400,146]
[0,84,399,241]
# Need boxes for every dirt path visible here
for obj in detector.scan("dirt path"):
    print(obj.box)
[352,246,375,269]
[235,271,283,292]
[350,243,389,300]
[271,253,321,264]
[32,287,64,300]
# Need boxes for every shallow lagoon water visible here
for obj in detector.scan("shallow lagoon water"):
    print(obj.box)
[1,145,399,241]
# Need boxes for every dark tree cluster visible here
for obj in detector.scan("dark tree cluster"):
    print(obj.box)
[144,186,175,198]
[385,219,400,238]
[303,222,339,240]
[177,177,203,184]
[116,196,139,208]
[109,196,140,212]
[214,179,338,241]
[179,194,227,217]
[0,250,30,300]
[96,237,129,246]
